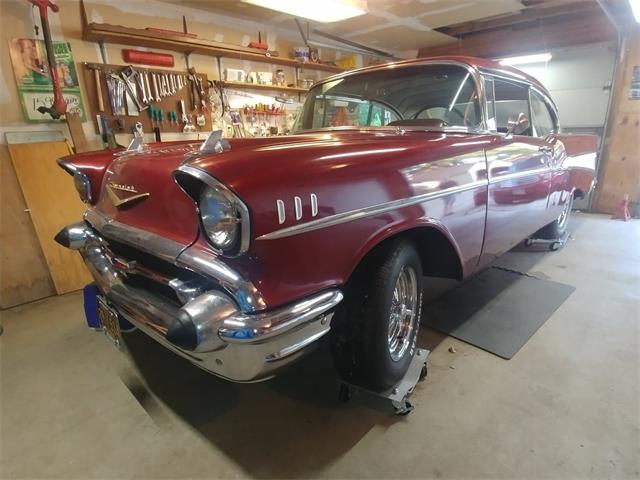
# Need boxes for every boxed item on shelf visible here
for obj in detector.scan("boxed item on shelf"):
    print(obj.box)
[224,68,246,82]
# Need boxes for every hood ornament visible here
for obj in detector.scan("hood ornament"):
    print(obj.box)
[200,130,230,154]
[115,122,149,158]
[106,182,150,208]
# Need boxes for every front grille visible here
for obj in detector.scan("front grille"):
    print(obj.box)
[101,235,215,306]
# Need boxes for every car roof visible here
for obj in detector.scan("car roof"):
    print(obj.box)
[330,55,551,100]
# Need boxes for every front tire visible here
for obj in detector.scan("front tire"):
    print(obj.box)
[330,240,423,392]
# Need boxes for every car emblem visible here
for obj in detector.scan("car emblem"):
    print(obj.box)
[106,182,150,208]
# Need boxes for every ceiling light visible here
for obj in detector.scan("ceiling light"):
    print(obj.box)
[242,0,367,23]
[630,0,640,22]
[499,53,552,66]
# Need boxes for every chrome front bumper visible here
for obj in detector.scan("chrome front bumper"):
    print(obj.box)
[56,221,343,382]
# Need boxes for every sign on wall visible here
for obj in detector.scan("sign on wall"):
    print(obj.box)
[8,38,86,122]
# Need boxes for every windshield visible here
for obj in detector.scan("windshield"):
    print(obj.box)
[293,64,482,132]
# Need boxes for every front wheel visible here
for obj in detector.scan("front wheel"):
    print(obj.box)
[537,193,573,240]
[330,240,423,392]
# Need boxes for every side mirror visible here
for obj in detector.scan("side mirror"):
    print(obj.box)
[506,112,530,135]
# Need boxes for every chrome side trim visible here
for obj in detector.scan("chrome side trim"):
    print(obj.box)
[310,193,319,217]
[176,165,251,256]
[276,199,286,224]
[294,196,303,221]
[488,167,551,185]
[257,180,487,241]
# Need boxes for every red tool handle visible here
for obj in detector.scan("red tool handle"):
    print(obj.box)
[27,0,67,119]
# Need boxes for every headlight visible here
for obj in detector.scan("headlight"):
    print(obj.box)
[199,185,240,251]
[73,172,92,203]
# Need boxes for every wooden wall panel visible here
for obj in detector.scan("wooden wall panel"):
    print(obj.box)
[594,28,640,214]
[0,145,56,308]
[8,141,92,295]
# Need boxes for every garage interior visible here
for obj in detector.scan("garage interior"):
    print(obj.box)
[1,0,639,479]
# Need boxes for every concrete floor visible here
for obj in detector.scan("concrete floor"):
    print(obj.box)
[1,213,639,479]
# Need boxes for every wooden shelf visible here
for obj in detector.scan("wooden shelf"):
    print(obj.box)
[220,81,309,94]
[83,21,345,74]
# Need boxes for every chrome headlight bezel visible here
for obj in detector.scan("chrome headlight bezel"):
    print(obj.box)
[176,165,250,257]
[199,185,241,251]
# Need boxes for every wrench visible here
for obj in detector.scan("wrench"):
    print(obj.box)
[144,72,153,103]
[152,73,161,102]
[159,74,166,97]
[137,73,148,104]
[163,74,169,96]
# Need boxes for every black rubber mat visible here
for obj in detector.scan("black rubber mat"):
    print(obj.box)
[422,267,575,359]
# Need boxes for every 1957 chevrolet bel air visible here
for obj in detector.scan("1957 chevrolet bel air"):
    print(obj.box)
[56,56,596,391]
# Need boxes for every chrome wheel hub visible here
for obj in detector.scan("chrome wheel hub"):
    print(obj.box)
[388,265,418,361]
[558,197,572,228]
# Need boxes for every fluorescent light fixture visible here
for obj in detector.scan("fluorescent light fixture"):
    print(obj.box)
[499,53,552,66]
[242,0,367,23]
[630,0,640,22]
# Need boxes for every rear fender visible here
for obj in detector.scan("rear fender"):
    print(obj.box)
[556,134,598,196]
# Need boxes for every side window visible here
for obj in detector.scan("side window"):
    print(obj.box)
[530,91,556,137]
[493,79,532,136]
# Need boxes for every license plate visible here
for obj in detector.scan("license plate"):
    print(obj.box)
[513,188,526,195]
[97,296,121,347]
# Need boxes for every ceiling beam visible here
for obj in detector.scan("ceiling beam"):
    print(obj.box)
[436,0,599,37]
[419,9,616,59]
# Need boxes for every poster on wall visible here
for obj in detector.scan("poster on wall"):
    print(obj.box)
[8,38,86,122]
[630,66,640,100]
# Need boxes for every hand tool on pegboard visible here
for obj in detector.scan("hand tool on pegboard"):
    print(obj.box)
[120,66,147,113]
[27,0,67,119]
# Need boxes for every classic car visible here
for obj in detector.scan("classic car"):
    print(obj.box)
[55,56,596,391]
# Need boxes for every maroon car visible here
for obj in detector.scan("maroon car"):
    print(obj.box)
[56,56,596,391]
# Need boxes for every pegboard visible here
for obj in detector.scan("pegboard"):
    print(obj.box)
[82,62,212,137]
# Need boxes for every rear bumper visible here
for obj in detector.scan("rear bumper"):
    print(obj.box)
[57,221,343,382]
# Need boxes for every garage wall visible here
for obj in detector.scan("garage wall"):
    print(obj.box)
[0,0,360,308]
[0,0,358,147]
[517,42,616,129]
[594,27,640,215]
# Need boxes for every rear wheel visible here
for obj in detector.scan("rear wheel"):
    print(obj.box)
[330,240,423,392]
[537,194,573,240]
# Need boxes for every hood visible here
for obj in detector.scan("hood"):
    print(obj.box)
[93,142,201,246]
[187,129,433,189]
[184,128,485,239]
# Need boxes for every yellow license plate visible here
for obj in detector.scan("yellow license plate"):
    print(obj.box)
[97,297,121,347]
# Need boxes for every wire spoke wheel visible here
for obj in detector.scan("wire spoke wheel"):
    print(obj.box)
[388,265,418,361]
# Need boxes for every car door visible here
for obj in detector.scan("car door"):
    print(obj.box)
[479,76,553,265]
[529,89,570,225]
